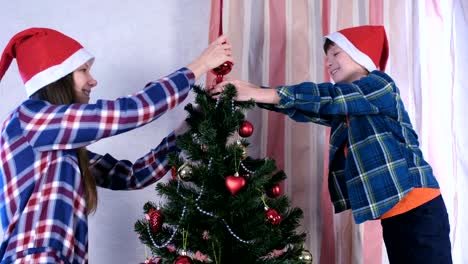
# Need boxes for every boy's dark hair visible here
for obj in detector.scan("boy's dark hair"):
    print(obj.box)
[323,38,336,53]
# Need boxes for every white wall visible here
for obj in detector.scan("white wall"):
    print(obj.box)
[0,1,210,263]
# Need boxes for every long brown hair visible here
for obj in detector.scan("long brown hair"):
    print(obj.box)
[31,73,98,215]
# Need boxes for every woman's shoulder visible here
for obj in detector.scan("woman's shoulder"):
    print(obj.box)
[20,98,52,108]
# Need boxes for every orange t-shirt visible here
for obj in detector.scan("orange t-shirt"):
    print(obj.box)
[380,188,440,218]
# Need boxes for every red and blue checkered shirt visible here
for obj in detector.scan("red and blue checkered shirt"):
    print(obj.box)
[0,68,195,263]
[259,70,439,224]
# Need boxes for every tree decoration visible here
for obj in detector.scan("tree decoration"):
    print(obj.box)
[262,195,281,225]
[141,257,160,264]
[174,229,193,264]
[135,84,307,262]
[238,120,254,137]
[267,184,281,198]
[174,254,193,264]
[225,172,246,195]
[136,1,308,260]
[177,163,192,181]
[298,249,313,263]
[211,61,233,77]
[265,207,282,225]
[146,207,164,233]
[171,166,177,180]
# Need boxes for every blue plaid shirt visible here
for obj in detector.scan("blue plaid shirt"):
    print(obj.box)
[259,71,439,223]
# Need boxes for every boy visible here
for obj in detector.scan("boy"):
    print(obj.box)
[209,25,451,264]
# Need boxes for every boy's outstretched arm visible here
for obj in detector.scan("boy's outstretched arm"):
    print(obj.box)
[210,79,280,103]
[210,79,334,126]
[212,71,396,117]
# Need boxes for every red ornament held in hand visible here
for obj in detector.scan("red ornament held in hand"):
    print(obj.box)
[265,207,282,225]
[239,120,254,137]
[212,61,233,76]
[212,61,233,85]
[147,208,164,233]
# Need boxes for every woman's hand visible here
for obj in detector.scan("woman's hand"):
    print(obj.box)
[187,35,233,79]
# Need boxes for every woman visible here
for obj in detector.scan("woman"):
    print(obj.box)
[0,27,232,263]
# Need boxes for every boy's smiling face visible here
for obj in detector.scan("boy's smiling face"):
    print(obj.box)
[325,44,368,83]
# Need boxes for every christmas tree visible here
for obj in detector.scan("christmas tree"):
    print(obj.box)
[135,84,312,264]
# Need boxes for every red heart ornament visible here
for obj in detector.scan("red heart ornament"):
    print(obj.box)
[225,175,246,195]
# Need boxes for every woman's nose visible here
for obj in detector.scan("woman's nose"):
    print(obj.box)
[88,75,98,88]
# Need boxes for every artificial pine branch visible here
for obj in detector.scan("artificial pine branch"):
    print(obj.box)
[135,84,309,263]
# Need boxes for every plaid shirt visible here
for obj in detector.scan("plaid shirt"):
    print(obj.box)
[259,70,439,224]
[0,68,194,263]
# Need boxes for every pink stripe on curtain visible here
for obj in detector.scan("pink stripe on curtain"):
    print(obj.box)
[369,0,384,25]
[267,0,286,171]
[320,1,336,263]
[227,1,245,79]
[207,0,223,87]
[288,0,315,259]
[364,2,384,264]
[335,0,354,29]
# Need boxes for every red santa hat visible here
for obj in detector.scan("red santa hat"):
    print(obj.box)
[324,25,389,72]
[0,28,94,97]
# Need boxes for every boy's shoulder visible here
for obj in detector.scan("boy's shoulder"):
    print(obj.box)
[368,70,395,83]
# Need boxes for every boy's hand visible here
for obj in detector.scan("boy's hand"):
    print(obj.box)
[209,79,259,101]
[209,80,280,104]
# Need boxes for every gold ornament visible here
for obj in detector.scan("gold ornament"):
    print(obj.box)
[298,249,313,263]
[240,145,248,160]
[236,140,248,160]
[177,163,192,181]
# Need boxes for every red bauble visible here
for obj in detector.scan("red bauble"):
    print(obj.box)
[265,208,282,225]
[239,121,254,137]
[267,184,281,198]
[174,255,193,264]
[225,174,246,195]
[148,208,164,233]
[171,166,177,180]
[211,61,233,76]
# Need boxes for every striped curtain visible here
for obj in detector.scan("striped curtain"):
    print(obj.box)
[208,0,468,263]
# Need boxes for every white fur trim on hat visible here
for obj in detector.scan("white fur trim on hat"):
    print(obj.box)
[325,32,376,72]
[25,48,94,96]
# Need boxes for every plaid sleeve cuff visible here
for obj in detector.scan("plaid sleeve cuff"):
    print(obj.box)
[276,86,297,109]
[180,67,196,87]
